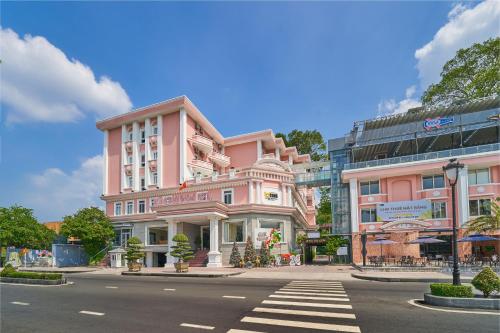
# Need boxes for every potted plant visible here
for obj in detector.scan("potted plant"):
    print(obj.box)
[170,233,194,273]
[125,237,145,272]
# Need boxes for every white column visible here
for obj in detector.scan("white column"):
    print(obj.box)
[257,139,263,160]
[281,184,287,206]
[248,181,254,204]
[349,178,359,233]
[103,130,109,195]
[165,220,178,267]
[146,252,153,268]
[275,147,280,160]
[207,218,222,267]
[179,108,187,184]
[256,181,262,204]
[287,186,292,207]
[157,115,163,187]
[144,118,151,187]
[288,155,293,165]
[132,121,140,192]
[121,124,127,191]
[457,165,470,226]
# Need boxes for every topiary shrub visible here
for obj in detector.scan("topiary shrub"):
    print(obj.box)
[430,283,474,298]
[259,241,271,267]
[170,233,194,263]
[471,267,500,298]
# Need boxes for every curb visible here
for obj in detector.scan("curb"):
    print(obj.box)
[424,293,500,310]
[18,269,97,274]
[351,273,472,283]
[0,277,67,285]
[121,271,243,278]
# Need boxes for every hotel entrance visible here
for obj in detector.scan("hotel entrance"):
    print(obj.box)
[200,226,210,250]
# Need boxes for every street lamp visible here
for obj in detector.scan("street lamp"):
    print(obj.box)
[443,158,464,285]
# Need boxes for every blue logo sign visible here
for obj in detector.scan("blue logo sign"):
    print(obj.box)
[423,116,454,130]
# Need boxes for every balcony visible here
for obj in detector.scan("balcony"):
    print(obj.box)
[209,151,231,167]
[262,153,276,159]
[189,159,213,176]
[125,141,133,153]
[124,164,133,176]
[149,160,157,171]
[189,134,213,153]
[149,135,158,147]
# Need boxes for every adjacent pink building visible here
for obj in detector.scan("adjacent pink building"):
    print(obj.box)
[96,96,316,267]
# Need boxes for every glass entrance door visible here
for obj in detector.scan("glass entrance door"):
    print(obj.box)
[200,226,210,250]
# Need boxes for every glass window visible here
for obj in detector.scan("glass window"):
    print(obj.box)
[141,130,145,143]
[121,228,132,246]
[468,169,490,185]
[141,154,145,167]
[361,208,377,223]
[128,131,133,141]
[152,172,158,185]
[127,176,133,188]
[114,202,122,216]
[140,177,145,190]
[148,227,167,245]
[360,181,379,195]
[223,221,244,243]
[152,151,158,160]
[422,175,445,189]
[432,202,447,219]
[223,189,233,205]
[259,220,284,240]
[126,201,133,215]
[152,126,158,135]
[127,155,133,164]
[469,199,491,216]
[138,200,145,213]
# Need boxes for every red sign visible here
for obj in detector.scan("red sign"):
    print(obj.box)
[152,191,210,207]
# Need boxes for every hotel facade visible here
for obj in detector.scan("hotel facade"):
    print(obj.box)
[96,96,316,267]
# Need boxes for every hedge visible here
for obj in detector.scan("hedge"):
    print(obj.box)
[430,283,473,298]
[1,267,62,281]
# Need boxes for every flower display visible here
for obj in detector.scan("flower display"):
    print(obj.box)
[265,228,281,250]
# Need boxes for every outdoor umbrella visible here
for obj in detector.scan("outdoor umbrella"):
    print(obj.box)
[407,236,446,257]
[457,234,498,242]
[368,238,398,257]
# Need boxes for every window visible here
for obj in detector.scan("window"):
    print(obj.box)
[140,130,145,143]
[361,208,377,223]
[360,181,380,195]
[223,189,233,205]
[126,176,133,188]
[140,177,145,190]
[223,221,245,243]
[152,172,158,185]
[152,126,158,135]
[115,228,132,247]
[422,175,445,190]
[152,151,158,160]
[138,200,145,213]
[150,198,155,211]
[259,220,284,240]
[468,169,490,185]
[128,131,133,141]
[432,202,447,219]
[127,155,133,164]
[114,202,122,216]
[469,199,491,216]
[126,201,134,215]
[141,154,145,167]
[148,227,167,245]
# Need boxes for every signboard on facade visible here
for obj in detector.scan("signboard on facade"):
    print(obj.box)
[255,228,272,249]
[423,116,454,131]
[152,191,210,207]
[376,199,432,222]
[337,246,348,256]
[263,187,282,205]
[307,231,321,239]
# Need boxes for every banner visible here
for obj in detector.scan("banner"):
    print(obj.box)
[376,199,432,222]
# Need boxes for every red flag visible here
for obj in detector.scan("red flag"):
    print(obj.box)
[179,181,187,191]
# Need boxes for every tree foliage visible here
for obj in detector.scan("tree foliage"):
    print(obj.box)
[170,233,194,263]
[125,236,145,262]
[60,207,115,258]
[316,187,332,226]
[422,38,500,107]
[464,197,500,235]
[324,236,348,263]
[0,205,56,249]
[229,241,242,267]
[275,130,327,161]
[243,236,257,263]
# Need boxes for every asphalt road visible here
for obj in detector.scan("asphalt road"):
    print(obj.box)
[1,274,498,333]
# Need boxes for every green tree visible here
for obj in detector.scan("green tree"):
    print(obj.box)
[0,205,56,249]
[170,233,194,263]
[422,38,500,107]
[60,207,115,258]
[316,187,332,229]
[259,241,271,266]
[243,236,257,263]
[464,197,500,235]
[229,242,242,267]
[124,237,145,262]
[324,236,348,263]
[275,130,327,161]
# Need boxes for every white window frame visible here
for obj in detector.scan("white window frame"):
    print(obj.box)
[360,180,380,196]
[138,200,146,214]
[258,219,286,243]
[152,150,158,160]
[114,202,122,216]
[468,168,490,185]
[360,208,377,223]
[431,201,447,219]
[145,224,168,246]
[127,155,133,165]
[128,131,133,141]
[222,188,234,205]
[140,129,145,143]
[126,201,134,215]
[222,219,247,244]
[149,198,155,212]
[127,176,133,188]
[141,154,145,167]
[152,172,158,185]
[469,198,492,217]
[152,126,158,135]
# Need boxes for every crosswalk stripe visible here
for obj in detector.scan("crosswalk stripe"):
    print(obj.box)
[292,280,342,283]
[227,329,266,333]
[11,301,30,306]
[276,291,348,297]
[241,316,361,332]
[284,287,345,292]
[290,281,343,285]
[262,300,352,309]
[180,323,214,330]
[269,294,350,302]
[253,307,356,319]
[288,283,343,287]
[281,288,345,293]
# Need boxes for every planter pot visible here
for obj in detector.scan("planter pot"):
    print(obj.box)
[128,262,142,272]
[174,262,189,273]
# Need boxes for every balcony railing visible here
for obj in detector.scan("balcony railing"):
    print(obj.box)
[189,134,213,153]
[345,143,500,170]
[209,151,231,167]
[189,159,213,176]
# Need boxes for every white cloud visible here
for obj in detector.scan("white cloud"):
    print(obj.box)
[22,155,103,221]
[0,28,132,123]
[415,0,500,88]
[377,85,422,117]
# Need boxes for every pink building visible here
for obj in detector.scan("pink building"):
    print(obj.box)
[96,96,316,267]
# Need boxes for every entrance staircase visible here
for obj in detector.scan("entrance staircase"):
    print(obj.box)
[189,250,209,267]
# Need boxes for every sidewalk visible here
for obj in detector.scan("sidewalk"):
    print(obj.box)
[232,265,357,281]
[351,271,474,283]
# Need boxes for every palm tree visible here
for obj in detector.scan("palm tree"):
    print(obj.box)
[464,197,500,235]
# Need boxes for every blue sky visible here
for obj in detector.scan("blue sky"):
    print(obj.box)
[1,1,498,220]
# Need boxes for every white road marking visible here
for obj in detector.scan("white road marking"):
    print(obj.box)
[281,288,345,293]
[105,286,118,289]
[408,299,500,316]
[180,323,215,330]
[269,294,350,302]
[290,281,343,285]
[241,316,361,333]
[11,301,30,306]
[223,295,246,299]
[262,300,352,309]
[227,329,266,333]
[292,280,342,283]
[79,310,105,316]
[276,291,348,297]
[285,285,344,290]
[163,288,176,291]
[287,283,343,288]
[253,307,356,319]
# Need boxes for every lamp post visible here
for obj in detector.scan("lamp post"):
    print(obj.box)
[443,158,464,285]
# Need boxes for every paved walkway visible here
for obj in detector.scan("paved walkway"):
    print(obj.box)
[233,265,356,281]
[352,271,474,282]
